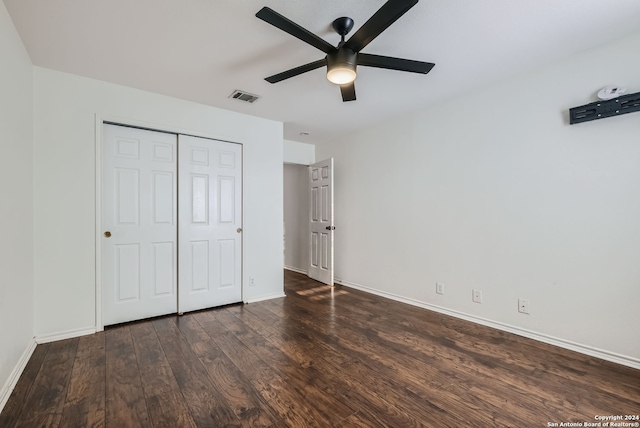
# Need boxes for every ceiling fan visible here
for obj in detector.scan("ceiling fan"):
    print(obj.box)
[256,0,435,102]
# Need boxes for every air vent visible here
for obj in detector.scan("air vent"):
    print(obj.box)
[229,90,260,103]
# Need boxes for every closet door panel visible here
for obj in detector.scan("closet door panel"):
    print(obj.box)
[178,135,243,313]
[102,124,178,325]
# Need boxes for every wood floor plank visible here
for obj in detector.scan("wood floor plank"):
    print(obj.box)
[239,303,353,367]
[152,317,238,427]
[174,313,217,345]
[179,315,279,427]
[59,333,106,428]
[216,307,358,425]
[337,410,387,428]
[145,390,196,428]
[195,313,330,428]
[15,338,78,428]
[130,322,180,394]
[190,340,276,427]
[129,322,196,428]
[105,326,150,427]
[0,343,49,428]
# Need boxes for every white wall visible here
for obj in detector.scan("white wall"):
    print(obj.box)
[284,164,309,272]
[33,67,284,337]
[317,32,640,367]
[0,1,35,410]
[283,139,315,165]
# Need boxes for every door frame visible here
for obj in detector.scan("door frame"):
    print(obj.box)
[94,114,245,331]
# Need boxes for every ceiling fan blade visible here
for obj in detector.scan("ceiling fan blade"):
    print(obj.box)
[265,59,327,84]
[344,0,418,52]
[340,83,356,102]
[358,53,435,74]
[256,7,334,54]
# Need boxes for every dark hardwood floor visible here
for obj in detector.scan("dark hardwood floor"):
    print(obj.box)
[2,270,639,427]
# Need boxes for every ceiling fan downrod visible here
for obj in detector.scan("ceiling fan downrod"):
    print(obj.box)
[332,16,354,45]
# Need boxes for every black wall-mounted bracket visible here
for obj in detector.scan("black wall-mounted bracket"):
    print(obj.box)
[569,91,640,124]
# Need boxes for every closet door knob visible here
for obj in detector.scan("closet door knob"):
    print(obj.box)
[236,228,243,233]
[104,231,112,238]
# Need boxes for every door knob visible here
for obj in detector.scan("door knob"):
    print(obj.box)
[104,231,111,238]
[325,226,335,230]
[237,228,243,233]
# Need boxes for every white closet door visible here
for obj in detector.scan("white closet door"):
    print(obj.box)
[178,135,243,312]
[102,124,178,326]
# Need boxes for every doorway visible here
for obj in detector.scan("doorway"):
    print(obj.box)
[283,158,334,286]
[283,163,309,274]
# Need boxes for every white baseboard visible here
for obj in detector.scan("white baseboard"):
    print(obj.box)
[284,265,307,275]
[35,327,96,344]
[0,338,37,414]
[245,292,286,304]
[335,278,640,371]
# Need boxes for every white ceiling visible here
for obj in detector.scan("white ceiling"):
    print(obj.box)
[5,0,640,145]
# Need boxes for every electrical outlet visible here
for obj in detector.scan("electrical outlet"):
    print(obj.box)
[472,289,482,303]
[249,277,256,287]
[518,298,529,314]
[436,282,445,295]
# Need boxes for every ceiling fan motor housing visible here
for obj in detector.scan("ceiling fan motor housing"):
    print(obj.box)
[326,48,357,84]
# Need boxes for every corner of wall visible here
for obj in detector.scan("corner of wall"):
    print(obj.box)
[0,339,37,414]
[0,0,36,415]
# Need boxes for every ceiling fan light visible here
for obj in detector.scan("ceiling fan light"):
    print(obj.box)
[326,48,357,85]
[327,66,357,85]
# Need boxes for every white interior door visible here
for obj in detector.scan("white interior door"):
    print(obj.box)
[178,135,243,312]
[102,124,178,325]
[308,158,334,285]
